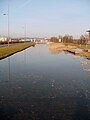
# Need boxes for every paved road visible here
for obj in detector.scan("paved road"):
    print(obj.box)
[0,43,22,48]
[0,44,9,47]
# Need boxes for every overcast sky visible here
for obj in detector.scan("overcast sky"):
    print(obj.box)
[0,0,90,38]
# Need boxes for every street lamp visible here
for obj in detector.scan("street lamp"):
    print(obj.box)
[3,0,10,46]
[24,24,26,42]
[22,24,26,42]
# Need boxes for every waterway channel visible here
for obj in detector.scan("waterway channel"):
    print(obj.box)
[0,44,90,120]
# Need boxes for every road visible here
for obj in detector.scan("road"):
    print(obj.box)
[0,43,22,48]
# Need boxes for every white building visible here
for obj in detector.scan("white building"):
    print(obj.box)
[59,39,62,42]
[0,36,7,41]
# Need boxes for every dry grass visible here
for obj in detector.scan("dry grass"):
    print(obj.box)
[48,43,77,51]
[48,43,90,59]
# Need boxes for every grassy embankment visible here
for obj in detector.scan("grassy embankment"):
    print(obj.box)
[49,43,90,49]
[0,42,35,60]
[48,43,90,59]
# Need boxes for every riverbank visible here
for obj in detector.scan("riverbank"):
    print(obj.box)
[48,43,90,59]
[0,42,35,60]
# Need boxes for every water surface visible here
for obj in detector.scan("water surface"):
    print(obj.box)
[0,45,90,120]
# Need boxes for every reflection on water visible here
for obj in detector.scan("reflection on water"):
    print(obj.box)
[48,43,90,73]
[48,47,62,54]
[0,45,90,120]
[8,57,10,81]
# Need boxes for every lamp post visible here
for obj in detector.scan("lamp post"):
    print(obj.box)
[3,0,10,46]
[24,24,26,42]
[22,24,26,42]
[8,0,10,46]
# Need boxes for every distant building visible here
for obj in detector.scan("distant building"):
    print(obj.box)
[86,30,90,44]
[87,30,90,41]
[0,36,7,41]
[59,39,62,42]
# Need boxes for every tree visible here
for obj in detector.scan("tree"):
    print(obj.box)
[79,35,86,44]
[50,37,59,42]
[62,35,73,43]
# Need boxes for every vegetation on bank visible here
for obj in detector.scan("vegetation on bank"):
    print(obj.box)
[49,34,87,44]
[0,42,35,60]
[48,43,90,59]
[49,43,90,50]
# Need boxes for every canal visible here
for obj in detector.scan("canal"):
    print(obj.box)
[0,44,90,120]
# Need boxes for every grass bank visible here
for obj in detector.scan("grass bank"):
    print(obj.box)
[48,43,90,49]
[48,43,90,59]
[0,42,35,60]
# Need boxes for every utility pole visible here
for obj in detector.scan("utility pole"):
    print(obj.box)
[8,0,10,46]
[3,0,10,46]
[25,24,26,42]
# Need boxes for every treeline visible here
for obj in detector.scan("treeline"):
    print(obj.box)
[49,34,88,44]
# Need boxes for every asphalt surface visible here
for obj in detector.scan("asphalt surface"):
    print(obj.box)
[0,43,22,48]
